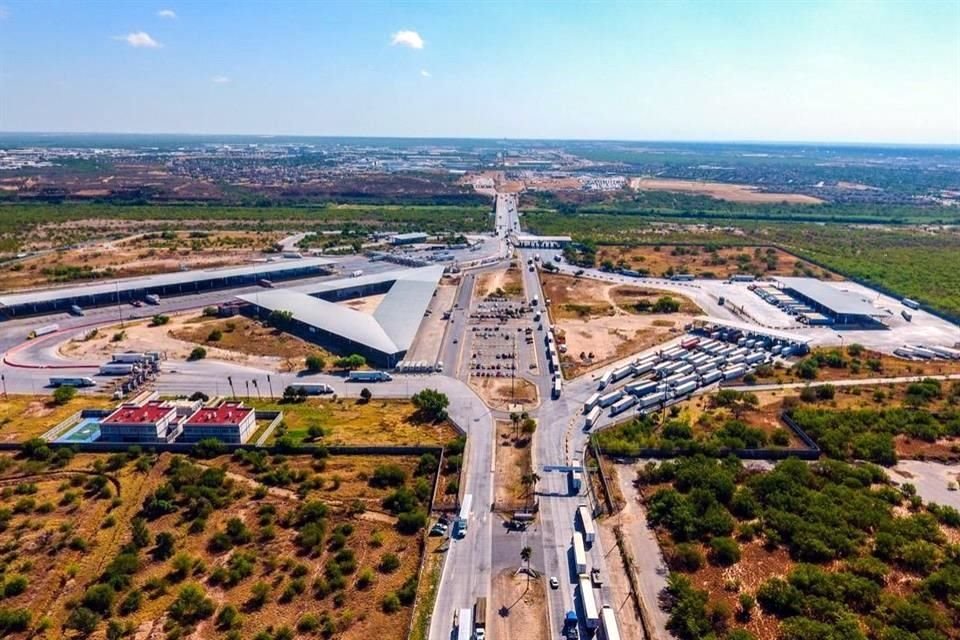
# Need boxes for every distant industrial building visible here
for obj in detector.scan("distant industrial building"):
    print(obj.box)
[512,234,572,249]
[0,258,334,318]
[389,232,429,245]
[773,277,884,327]
[237,265,444,367]
[99,400,184,444]
[180,401,256,444]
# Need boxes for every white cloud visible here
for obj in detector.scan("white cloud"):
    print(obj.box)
[420,69,431,78]
[211,75,230,84]
[156,9,176,19]
[116,31,162,48]
[391,30,424,49]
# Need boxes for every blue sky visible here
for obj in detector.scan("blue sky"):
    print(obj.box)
[1,0,958,143]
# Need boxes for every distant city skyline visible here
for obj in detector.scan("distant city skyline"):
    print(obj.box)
[1,0,958,145]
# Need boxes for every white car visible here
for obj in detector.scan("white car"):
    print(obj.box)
[549,576,559,589]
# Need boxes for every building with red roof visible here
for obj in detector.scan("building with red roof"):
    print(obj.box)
[180,400,256,444]
[100,400,182,443]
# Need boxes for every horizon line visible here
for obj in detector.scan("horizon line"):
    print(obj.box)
[1,130,958,149]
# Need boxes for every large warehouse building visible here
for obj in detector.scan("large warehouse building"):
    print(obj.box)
[237,265,444,367]
[774,277,884,327]
[0,258,334,318]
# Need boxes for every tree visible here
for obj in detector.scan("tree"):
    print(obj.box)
[520,546,533,588]
[131,517,151,548]
[653,296,681,313]
[167,583,215,624]
[411,389,450,422]
[52,385,77,405]
[359,387,372,403]
[267,309,293,326]
[334,354,366,369]
[305,353,326,372]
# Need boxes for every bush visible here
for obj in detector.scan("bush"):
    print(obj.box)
[672,543,704,571]
[370,464,407,488]
[188,346,207,361]
[0,608,31,634]
[305,353,326,372]
[379,553,401,573]
[168,583,215,624]
[381,592,401,613]
[82,583,116,615]
[52,385,77,405]
[151,314,170,326]
[709,537,741,566]
[207,328,223,342]
[2,575,28,597]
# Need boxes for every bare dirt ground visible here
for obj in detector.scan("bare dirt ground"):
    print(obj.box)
[60,313,299,371]
[470,376,539,411]
[629,177,824,204]
[0,230,283,290]
[338,293,387,314]
[596,244,832,280]
[491,570,550,640]
[542,272,702,376]
[494,420,535,508]
[475,265,525,299]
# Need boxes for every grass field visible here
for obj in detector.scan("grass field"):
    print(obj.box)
[250,398,459,446]
[0,395,114,443]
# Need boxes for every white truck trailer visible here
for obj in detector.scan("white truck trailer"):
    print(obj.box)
[609,395,637,416]
[457,608,473,640]
[584,406,601,430]
[572,532,588,573]
[577,504,596,545]
[599,605,622,640]
[597,389,624,408]
[578,573,600,629]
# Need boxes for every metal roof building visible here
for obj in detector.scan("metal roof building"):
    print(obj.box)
[0,257,334,318]
[237,265,444,366]
[774,277,883,326]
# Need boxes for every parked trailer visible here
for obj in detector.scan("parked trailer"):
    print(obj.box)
[577,505,596,544]
[901,310,913,322]
[745,351,766,365]
[609,396,637,416]
[49,377,96,388]
[611,365,633,383]
[671,374,699,388]
[908,345,937,359]
[112,352,148,364]
[347,370,392,382]
[572,533,588,574]
[578,574,600,629]
[597,389,624,408]
[680,337,700,350]
[632,359,656,376]
[29,323,59,339]
[626,380,658,397]
[598,370,613,390]
[584,392,601,413]
[552,376,563,399]
[584,406,602,430]
[653,362,674,379]
[456,608,473,640]
[673,363,694,376]
[928,345,960,359]
[722,365,747,380]
[599,605,622,640]
[99,363,135,376]
[894,347,918,359]
[699,369,723,385]
[661,346,685,360]
[639,391,667,408]
[672,380,698,397]
[903,298,921,310]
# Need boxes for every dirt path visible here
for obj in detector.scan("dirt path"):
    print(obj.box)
[491,569,550,640]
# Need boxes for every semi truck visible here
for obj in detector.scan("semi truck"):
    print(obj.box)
[578,573,600,629]
[29,323,59,339]
[577,504,596,545]
[474,597,487,640]
[111,352,148,364]
[347,370,392,382]
[456,608,473,640]
[287,383,335,395]
[99,363,136,376]
[49,376,96,388]
[455,494,472,538]
[609,395,637,416]
[583,392,601,413]
[597,370,613,390]
[597,389,624,408]
[584,406,601,431]
[552,376,563,399]
[572,532,587,573]
[599,605,622,640]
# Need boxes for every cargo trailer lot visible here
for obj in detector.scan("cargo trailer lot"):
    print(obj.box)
[550,262,960,357]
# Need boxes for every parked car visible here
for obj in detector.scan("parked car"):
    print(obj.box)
[549,576,559,589]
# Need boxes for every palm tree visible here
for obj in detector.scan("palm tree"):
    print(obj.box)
[520,545,533,587]
[510,411,520,439]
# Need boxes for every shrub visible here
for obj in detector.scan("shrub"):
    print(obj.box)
[379,553,401,573]
[188,346,207,361]
[370,464,407,488]
[151,314,170,326]
[672,543,704,571]
[82,583,116,615]
[709,537,741,566]
[52,385,77,405]
[305,353,326,372]
[168,583,215,624]
[2,575,28,597]
[207,328,223,342]
[381,592,401,613]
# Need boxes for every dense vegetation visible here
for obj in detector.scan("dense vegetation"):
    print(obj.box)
[593,392,794,456]
[0,203,492,253]
[642,456,960,640]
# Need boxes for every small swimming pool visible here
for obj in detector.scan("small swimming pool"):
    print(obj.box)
[57,418,102,443]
